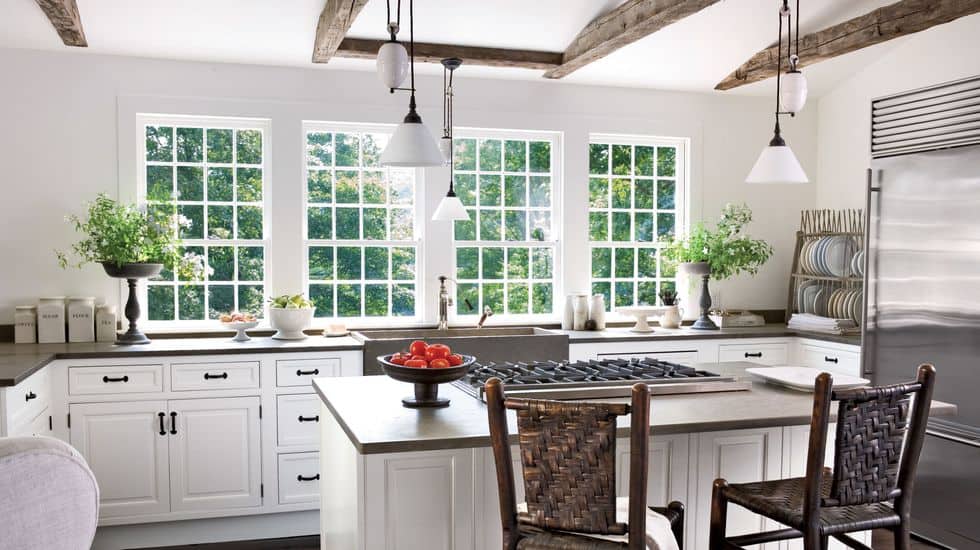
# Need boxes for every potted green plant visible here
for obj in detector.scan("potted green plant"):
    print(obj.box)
[661,203,773,330]
[268,294,316,340]
[57,194,206,344]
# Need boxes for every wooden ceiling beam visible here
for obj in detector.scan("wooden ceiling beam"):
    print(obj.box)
[716,0,980,91]
[34,0,86,47]
[336,38,563,70]
[312,0,370,63]
[544,0,723,79]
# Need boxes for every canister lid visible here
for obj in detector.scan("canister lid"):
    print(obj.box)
[68,296,96,302]
[15,305,37,310]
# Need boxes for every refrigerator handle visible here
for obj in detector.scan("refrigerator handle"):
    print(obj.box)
[861,168,879,376]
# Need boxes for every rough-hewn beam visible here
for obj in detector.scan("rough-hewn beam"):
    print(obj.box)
[716,0,980,91]
[544,0,723,79]
[336,38,563,70]
[34,0,86,47]
[312,0,370,63]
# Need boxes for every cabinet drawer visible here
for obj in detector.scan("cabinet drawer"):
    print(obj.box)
[718,343,789,366]
[799,344,861,377]
[278,452,320,505]
[171,361,260,391]
[276,358,342,387]
[69,365,163,395]
[597,350,699,364]
[277,394,320,447]
[8,367,50,428]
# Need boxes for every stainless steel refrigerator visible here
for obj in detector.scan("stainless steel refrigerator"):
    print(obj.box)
[864,76,980,550]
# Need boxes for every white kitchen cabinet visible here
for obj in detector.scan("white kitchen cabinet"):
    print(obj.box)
[278,452,320,505]
[68,364,164,395]
[169,397,262,512]
[570,341,707,363]
[718,343,789,366]
[69,400,171,518]
[796,341,861,377]
[170,361,260,391]
[276,393,321,447]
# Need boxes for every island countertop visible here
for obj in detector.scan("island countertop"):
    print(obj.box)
[314,362,957,455]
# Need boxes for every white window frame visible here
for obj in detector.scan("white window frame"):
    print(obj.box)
[450,128,563,324]
[587,133,688,317]
[135,114,273,328]
[301,121,424,325]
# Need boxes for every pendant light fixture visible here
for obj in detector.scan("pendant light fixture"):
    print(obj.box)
[779,0,808,114]
[433,57,470,221]
[376,0,409,90]
[746,0,808,184]
[380,0,444,167]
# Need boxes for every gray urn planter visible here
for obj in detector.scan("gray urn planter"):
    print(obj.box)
[101,262,163,345]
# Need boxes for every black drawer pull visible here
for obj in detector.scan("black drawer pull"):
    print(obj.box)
[204,372,229,380]
[158,412,166,436]
[103,375,130,383]
[824,356,839,364]
[298,415,319,423]
[25,391,37,401]
[297,474,320,482]
[170,411,178,435]
[296,369,320,376]
[744,352,763,358]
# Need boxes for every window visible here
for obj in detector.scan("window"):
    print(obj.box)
[303,123,419,320]
[139,115,270,322]
[452,131,560,318]
[588,135,685,311]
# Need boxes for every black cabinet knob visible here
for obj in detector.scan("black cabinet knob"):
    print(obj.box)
[170,411,178,435]
[25,391,37,401]
[297,415,320,423]
[824,356,839,364]
[297,474,320,482]
[103,375,130,383]
[296,369,320,376]
[744,352,763,358]
[158,412,166,436]
[204,372,229,380]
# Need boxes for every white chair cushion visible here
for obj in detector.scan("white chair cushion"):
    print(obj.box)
[517,497,679,550]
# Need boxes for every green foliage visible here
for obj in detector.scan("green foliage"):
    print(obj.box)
[268,293,314,309]
[661,203,773,281]
[56,194,207,279]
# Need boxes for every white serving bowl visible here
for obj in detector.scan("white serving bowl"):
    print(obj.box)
[269,307,315,340]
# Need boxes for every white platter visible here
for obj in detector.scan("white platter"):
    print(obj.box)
[746,366,869,392]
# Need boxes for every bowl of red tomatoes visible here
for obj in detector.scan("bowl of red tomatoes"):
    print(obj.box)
[379,340,476,408]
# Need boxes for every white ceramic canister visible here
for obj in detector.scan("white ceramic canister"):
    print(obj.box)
[562,295,575,330]
[96,304,117,343]
[660,305,683,329]
[14,305,37,344]
[37,297,66,344]
[572,294,589,331]
[589,294,606,330]
[68,297,96,343]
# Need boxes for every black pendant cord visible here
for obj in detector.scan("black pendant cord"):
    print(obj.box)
[774,2,784,130]
[795,0,800,60]
[386,0,402,41]
[409,0,415,97]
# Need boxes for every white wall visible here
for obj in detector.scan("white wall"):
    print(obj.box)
[0,47,817,325]
[816,13,980,210]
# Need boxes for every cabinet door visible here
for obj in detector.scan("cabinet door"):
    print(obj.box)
[695,428,782,550]
[69,400,170,518]
[168,396,262,512]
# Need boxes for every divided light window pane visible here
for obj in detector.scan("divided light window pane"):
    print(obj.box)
[588,138,681,311]
[142,120,268,322]
[452,134,558,317]
[304,125,419,319]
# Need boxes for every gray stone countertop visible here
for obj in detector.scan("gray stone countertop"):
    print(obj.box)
[561,325,861,346]
[314,362,955,455]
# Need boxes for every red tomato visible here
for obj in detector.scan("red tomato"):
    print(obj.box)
[409,340,428,357]
[446,354,464,367]
[429,358,451,369]
[426,344,451,360]
[411,355,427,362]
[404,359,428,368]
[388,353,407,365]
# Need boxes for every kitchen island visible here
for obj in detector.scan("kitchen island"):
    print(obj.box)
[315,362,956,550]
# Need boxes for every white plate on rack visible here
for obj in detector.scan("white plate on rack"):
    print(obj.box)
[746,366,869,392]
[824,236,853,277]
[801,284,820,314]
[800,240,816,274]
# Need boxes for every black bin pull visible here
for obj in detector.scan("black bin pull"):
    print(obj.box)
[297,474,320,482]
[744,352,763,358]
[296,368,320,377]
[158,412,166,436]
[170,411,178,435]
[297,415,319,423]
[103,375,130,383]
[25,391,37,402]
[824,356,839,364]
[204,372,229,380]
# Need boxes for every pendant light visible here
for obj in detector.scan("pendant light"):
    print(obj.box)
[380,0,444,167]
[433,58,470,222]
[779,0,808,114]
[376,1,409,90]
[746,0,808,184]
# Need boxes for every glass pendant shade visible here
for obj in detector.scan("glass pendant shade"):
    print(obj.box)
[376,41,409,89]
[779,70,808,114]
[432,193,469,221]
[380,114,444,167]
[439,136,453,165]
[746,139,808,184]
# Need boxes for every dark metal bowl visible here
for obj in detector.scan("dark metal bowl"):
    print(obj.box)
[101,262,164,279]
[378,354,476,408]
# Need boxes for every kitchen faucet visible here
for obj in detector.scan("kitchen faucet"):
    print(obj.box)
[437,276,454,330]
[477,306,494,329]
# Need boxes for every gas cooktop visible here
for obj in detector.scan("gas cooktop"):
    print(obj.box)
[452,358,751,401]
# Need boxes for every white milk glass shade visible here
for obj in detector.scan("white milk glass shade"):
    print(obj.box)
[376,41,409,89]
[432,194,470,221]
[380,119,445,167]
[780,70,808,114]
[439,136,453,165]
[746,143,808,184]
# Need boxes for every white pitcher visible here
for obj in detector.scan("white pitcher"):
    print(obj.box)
[660,305,684,329]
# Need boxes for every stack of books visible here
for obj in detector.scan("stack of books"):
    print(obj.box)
[787,313,860,335]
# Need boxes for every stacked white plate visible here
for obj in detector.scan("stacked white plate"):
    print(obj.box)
[800,236,860,277]
[850,250,865,278]
[796,283,863,323]
[826,288,864,323]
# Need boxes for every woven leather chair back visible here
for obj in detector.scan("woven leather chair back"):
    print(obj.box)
[827,382,918,506]
[512,398,627,535]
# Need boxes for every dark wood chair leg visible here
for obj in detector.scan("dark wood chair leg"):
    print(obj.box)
[894,524,912,550]
[820,535,829,550]
[709,479,729,550]
[667,501,685,547]
[803,527,822,550]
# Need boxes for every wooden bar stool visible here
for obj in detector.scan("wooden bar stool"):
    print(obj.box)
[709,364,937,550]
[486,377,685,550]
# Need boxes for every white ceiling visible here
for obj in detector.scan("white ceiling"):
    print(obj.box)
[0,0,907,97]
